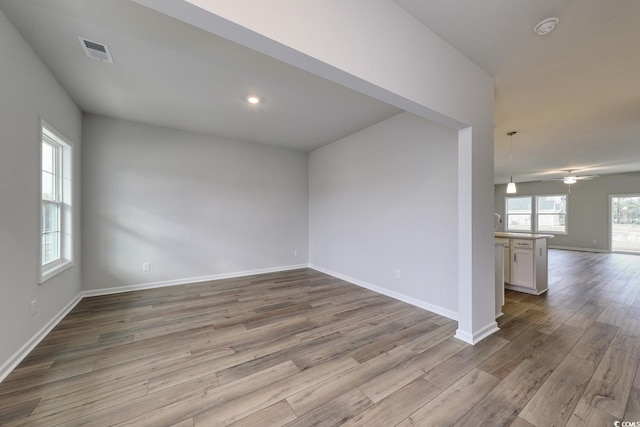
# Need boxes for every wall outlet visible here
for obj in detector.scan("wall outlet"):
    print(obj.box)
[592,239,597,244]
[30,300,36,317]
[294,249,299,257]
[142,262,151,272]
[395,269,401,279]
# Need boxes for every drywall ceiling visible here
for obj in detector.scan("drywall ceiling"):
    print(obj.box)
[0,0,400,152]
[397,0,640,184]
[3,0,639,182]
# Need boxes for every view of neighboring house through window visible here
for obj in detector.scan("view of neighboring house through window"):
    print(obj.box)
[536,195,567,234]
[41,121,73,282]
[506,194,568,234]
[506,196,532,232]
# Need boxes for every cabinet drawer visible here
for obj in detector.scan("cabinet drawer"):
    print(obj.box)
[512,239,533,249]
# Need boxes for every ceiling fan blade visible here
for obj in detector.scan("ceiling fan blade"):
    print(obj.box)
[538,172,599,182]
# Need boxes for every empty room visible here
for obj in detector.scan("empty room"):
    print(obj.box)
[1,1,639,426]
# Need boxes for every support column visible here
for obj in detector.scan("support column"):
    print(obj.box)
[455,126,498,344]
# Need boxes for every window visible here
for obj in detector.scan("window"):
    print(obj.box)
[505,194,568,234]
[41,121,73,282]
[611,195,640,252]
[506,196,532,232]
[536,195,567,234]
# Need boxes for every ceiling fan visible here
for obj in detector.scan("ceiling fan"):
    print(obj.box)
[553,170,598,184]
[545,170,598,192]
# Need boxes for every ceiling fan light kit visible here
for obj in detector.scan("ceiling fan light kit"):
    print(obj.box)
[542,170,599,193]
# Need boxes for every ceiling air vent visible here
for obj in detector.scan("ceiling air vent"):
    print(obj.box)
[77,37,114,63]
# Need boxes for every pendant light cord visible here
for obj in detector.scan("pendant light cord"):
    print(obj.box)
[508,131,517,181]
[509,135,513,180]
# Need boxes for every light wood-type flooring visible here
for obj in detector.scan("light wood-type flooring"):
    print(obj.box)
[1,249,639,426]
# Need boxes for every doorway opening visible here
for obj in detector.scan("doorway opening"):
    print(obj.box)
[611,195,640,253]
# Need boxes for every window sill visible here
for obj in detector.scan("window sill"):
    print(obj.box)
[40,259,73,284]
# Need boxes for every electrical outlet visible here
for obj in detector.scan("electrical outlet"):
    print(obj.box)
[143,262,150,272]
[592,239,597,244]
[30,300,36,317]
[294,249,299,257]
[395,269,401,279]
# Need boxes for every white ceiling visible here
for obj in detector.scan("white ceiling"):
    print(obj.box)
[396,0,640,183]
[2,0,639,183]
[0,0,400,152]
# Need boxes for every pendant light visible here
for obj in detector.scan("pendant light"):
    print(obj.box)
[506,131,517,194]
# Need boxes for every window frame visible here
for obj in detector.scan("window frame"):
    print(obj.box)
[535,194,568,235]
[505,195,533,232]
[40,120,73,283]
[504,193,569,235]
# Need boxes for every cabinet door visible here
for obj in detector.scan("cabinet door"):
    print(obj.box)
[510,248,534,288]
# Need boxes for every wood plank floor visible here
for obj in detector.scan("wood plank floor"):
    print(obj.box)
[1,249,640,426]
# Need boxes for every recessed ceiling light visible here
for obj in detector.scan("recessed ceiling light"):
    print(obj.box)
[247,96,260,105]
[534,17,559,35]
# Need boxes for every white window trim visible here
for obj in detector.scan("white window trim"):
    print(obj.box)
[505,194,569,235]
[40,119,74,284]
[505,195,533,232]
[536,194,568,235]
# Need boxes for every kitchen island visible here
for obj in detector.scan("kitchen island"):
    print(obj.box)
[495,232,553,295]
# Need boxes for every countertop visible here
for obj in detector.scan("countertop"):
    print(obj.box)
[495,232,554,240]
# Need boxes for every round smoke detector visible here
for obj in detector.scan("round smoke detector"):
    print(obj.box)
[534,17,559,35]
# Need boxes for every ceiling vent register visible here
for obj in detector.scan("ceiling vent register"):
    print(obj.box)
[78,37,114,63]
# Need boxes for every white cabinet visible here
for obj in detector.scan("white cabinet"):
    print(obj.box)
[494,240,507,318]
[510,245,534,288]
[499,236,549,295]
[503,242,510,289]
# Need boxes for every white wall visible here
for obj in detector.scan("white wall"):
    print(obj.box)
[0,1,497,380]
[0,10,82,376]
[310,112,458,317]
[495,172,640,251]
[81,115,308,290]
[136,0,496,343]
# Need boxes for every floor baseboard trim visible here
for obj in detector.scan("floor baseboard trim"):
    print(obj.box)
[550,245,609,253]
[0,293,83,383]
[309,264,458,321]
[455,321,500,345]
[81,264,309,298]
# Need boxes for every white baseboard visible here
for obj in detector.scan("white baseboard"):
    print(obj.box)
[309,264,458,321]
[81,264,309,297]
[549,245,609,253]
[0,294,83,383]
[455,321,500,345]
